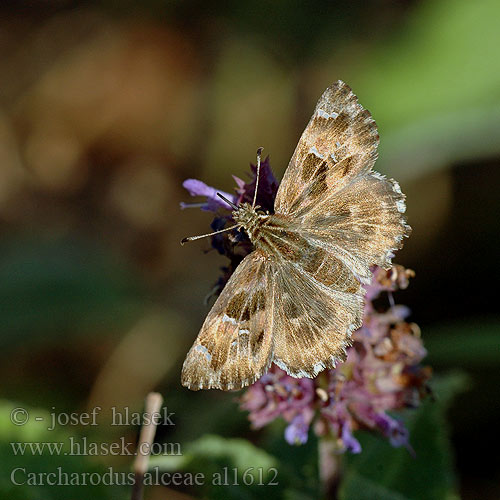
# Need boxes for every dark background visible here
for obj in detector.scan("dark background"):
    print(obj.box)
[1,1,499,499]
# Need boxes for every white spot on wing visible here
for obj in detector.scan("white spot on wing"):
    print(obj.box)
[313,362,324,374]
[273,358,331,378]
[385,249,396,262]
[392,180,402,194]
[195,345,212,361]
[309,146,324,159]
[371,171,386,181]
[222,314,237,325]
[346,323,358,335]
[317,109,339,120]
[239,329,250,335]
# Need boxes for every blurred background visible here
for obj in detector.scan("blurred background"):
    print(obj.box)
[1,0,499,499]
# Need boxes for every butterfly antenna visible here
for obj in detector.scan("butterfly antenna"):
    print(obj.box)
[216,192,238,210]
[252,147,264,209]
[181,224,239,245]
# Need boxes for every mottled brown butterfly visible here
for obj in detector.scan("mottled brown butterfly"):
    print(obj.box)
[181,81,410,391]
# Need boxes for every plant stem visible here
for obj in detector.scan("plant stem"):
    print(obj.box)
[131,392,163,500]
[319,438,342,499]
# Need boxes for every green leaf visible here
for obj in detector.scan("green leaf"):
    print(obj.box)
[339,373,467,500]
[150,434,284,500]
[338,473,411,500]
[150,433,278,473]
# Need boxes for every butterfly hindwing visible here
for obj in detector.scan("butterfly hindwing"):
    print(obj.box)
[269,241,364,377]
[251,219,362,376]
[181,250,274,390]
[302,173,411,283]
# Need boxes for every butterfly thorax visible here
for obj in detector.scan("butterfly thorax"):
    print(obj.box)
[233,203,270,242]
[234,206,303,261]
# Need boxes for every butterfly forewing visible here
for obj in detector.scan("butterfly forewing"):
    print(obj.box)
[181,250,275,390]
[275,81,379,216]
[274,81,409,283]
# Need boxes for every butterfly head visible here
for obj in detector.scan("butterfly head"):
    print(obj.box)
[233,202,268,241]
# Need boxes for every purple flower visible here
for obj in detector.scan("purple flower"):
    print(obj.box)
[341,424,362,454]
[372,413,410,449]
[285,411,314,445]
[180,179,237,212]
[241,370,315,432]
[181,159,430,454]
[233,156,279,212]
[180,156,278,214]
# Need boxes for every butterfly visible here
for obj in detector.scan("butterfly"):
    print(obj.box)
[181,81,410,391]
